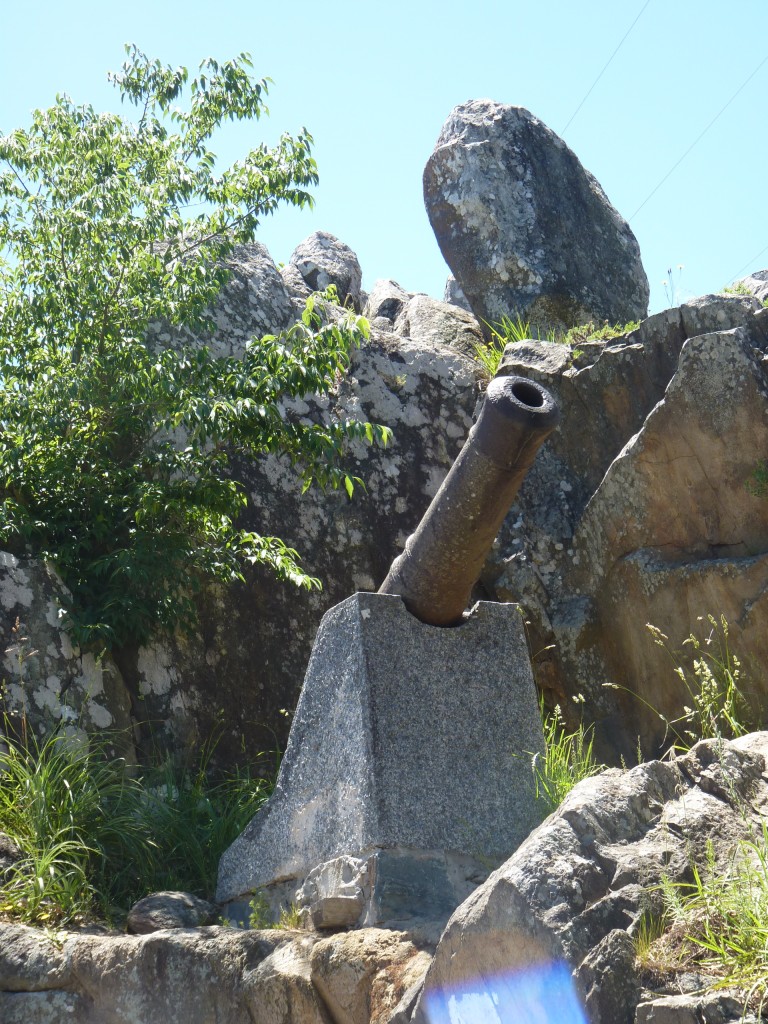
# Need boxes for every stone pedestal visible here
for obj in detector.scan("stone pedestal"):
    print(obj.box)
[216,593,544,927]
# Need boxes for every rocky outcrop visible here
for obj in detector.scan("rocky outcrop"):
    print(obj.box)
[485,293,768,760]
[147,242,296,358]
[392,293,484,361]
[442,274,471,311]
[736,269,768,303]
[413,732,768,1024]
[9,249,768,771]
[423,100,649,334]
[288,231,364,311]
[0,923,429,1024]
[364,279,411,324]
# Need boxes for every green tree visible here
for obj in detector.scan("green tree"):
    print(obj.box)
[0,46,389,653]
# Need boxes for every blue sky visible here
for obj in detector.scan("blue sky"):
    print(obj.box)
[1,0,766,315]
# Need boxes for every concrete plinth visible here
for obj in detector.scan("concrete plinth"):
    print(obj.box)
[216,593,544,924]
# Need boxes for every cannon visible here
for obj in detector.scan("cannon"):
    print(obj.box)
[378,374,560,626]
[218,372,558,923]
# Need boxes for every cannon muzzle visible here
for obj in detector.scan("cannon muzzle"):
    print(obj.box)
[378,375,560,625]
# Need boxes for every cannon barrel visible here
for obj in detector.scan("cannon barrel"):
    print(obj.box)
[378,374,560,626]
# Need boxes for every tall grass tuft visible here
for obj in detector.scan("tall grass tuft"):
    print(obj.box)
[646,614,753,751]
[473,314,638,377]
[657,829,768,1016]
[531,701,605,815]
[0,725,272,925]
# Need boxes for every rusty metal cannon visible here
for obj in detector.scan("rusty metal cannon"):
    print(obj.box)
[378,374,560,625]
[218,372,558,924]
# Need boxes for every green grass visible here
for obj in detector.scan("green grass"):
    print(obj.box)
[746,460,768,498]
[646,832,768,1017]
[646,615,753,752]
[0,725,272,926]
[530,701,605,815]
[473,314,640,376]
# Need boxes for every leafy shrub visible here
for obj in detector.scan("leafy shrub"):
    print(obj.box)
[0,47,389,654]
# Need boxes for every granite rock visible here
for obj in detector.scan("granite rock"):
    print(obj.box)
[289,231,363,311]
[423,99,649,334]
[393,293,484,361]
[0,922,426,1024]
[0,553,134,757]
[412,733,768,1023]
[127,891,219,934]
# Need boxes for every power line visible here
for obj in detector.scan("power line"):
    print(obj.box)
[629,52,768,222]
[730,243,768,283]
[561,0,652,136]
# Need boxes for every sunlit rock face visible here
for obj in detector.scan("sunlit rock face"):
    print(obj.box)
[486,293,768,761]
[414,733,768,1024]
[423,100,649,336]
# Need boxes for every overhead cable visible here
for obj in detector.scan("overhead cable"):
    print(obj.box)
[561,0,653,136]
[629,52,768,222]
[730,242,768,283]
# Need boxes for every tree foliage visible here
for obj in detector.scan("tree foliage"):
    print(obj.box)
[0,46,389,652]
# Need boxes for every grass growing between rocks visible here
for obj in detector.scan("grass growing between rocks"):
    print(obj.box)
[531,701,605,816]
[639,832,768,1018]
[473,314,640,376]
[646,614,752,752]
[630,615,768,1015]
[0,726,272,926]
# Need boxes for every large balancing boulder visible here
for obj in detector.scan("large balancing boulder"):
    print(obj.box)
[424,100,649,334]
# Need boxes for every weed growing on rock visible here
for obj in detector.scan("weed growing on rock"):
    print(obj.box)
[248,889,272,928]
[605,615,754,756]
[472,314,538,376]
[663,264,685,308]
[530,699,605,815]
[746,460,768,498]
[248,891,302,930]
[721,281,753,296]
[559,319,640,346]
[649,830,768,1017]
[473,314,639,376]
[646,615,752,750]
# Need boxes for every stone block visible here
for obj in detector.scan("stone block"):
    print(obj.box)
[217,592,544,922]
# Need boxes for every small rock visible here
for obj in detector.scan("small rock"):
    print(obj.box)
[365,279,412,322]
[289,231,363,311]
[126,891,219,934]
[443,275,471,312]
[0,832,22,879]
[635,991,745,1024]
[310,894,364,930]
[733,268,768,303]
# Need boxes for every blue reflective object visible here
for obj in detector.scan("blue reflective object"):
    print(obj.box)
[423,960,588,1024]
